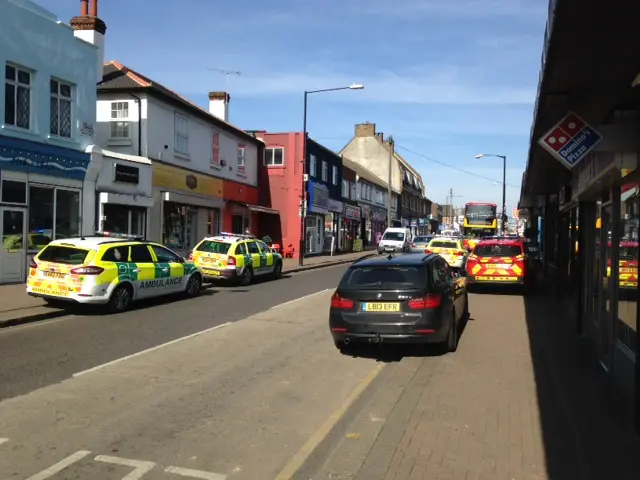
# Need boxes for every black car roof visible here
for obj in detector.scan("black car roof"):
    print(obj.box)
[352,253,437,267]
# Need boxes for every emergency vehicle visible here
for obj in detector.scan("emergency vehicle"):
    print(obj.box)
[465,237,528,287]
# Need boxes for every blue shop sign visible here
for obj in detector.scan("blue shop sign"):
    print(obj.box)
[307,180,329,214]
[0,135,90,181]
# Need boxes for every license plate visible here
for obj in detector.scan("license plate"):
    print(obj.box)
[362,302,400,312]
[42,271,65,278]
[620,268,637,273]
[486,264,510,269]
[204,269,221,275]
[475,276,518,281]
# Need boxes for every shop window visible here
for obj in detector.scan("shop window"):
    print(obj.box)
[1,179,26,204]
[617,180,638,359]
[102,204,146,236]
[27,185,80,250]
[206,210,219,236]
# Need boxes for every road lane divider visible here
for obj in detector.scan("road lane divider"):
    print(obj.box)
[272,363,385,480]
[73,322,232,377]
[164,466,227,479]
[269,289,332,310]
[25,450,91,480]
[0,437,7,446]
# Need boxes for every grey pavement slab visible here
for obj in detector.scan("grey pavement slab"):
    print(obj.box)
[0,290,381,480]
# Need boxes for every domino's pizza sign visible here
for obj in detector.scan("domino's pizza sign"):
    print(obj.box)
[538,112,602,169]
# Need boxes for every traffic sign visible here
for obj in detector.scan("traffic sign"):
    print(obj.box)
[538,112,602,169]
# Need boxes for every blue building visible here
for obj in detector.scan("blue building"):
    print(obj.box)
[0,0,100,283]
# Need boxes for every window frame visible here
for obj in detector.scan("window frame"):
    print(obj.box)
[27,184,81,252]
[110,101,130,139]
[4,63,31,130]
[341,179,349,198]
[309,154,317,177]
[264,147,284,166]
[150,244,183,263]
[50,78,73,138]
[321,161,328,182]
[211,131,220,166]
[332,165,338,185]
[237,144,246,173]
[174,113,189,154]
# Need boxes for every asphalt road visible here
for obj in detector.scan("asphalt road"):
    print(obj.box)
[0,265,348,402]
[0,289,381,480]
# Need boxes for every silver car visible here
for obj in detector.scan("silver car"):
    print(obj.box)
[410,235,433,253]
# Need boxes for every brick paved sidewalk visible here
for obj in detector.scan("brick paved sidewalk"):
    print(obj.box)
[304,290,640,480]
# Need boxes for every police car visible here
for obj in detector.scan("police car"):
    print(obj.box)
[26,232,203,312]
[190,232,283,285]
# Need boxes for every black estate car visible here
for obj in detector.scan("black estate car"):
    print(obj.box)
[329,253,469,353]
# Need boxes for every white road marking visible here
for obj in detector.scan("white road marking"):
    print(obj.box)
[25,450,91,480]
[165,465,227,479]
[269,289,332,309]
[94,455,155,480]
[73,322,232,377]
[0,438,7,445]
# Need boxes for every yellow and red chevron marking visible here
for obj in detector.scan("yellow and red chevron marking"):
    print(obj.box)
[470,256,523,280]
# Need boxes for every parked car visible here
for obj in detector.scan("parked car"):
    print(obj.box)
[410,235,433,253]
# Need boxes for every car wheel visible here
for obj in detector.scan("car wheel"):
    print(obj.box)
[107,284,133,313]
[185,273,202,298]
[272,262,283,279]
[446,311,458,352]
[240,267,253,286]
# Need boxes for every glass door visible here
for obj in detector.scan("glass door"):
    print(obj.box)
[599,202,615,371]
[0,208,26,283]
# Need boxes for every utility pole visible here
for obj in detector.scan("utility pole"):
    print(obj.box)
[447,188,461,227]
[387,135,394,229]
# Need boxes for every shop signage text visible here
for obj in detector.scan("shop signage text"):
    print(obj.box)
[152,163,223,197]
[308,181,329,213]
[344,204,361,220]
[114,164,139,184]
[538,112,602,169]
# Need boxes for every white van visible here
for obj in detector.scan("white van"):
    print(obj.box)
[377,227,411,254]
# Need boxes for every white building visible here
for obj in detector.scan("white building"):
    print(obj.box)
[94,62,264,256]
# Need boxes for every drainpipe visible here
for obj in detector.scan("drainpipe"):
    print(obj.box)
[129,93,143,156]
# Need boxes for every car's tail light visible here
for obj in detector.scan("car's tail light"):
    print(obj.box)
[29,258,37,268]
[227,256,236,266]
[425,249,432,254]
[408,294,441,309]
[454,250,465,256]
[188,252,194,261]
[70,266,104,275]
[330,292,354,309]
[410,243,416,248]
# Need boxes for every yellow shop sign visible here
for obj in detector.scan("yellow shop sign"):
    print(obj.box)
[153,163,223,197]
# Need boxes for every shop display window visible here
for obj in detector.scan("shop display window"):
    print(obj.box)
[617,179,638,358]
[163,202,198,251]
[102,204,146,236]
[28,185,80,250]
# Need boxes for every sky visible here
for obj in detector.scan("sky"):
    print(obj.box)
[47,0,547,213]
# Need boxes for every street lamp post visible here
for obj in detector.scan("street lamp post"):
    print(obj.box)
[474,153,507,234]
[299,84,364,266]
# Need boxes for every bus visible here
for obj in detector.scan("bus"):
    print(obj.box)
[463,202,498,239]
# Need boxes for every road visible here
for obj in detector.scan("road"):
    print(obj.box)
[0,265,346,402]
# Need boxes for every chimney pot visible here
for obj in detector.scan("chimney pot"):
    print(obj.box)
[80,0,88,15]
[208,91,230,122]
[89,0,97,16]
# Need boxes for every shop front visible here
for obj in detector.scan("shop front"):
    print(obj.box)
[0,135,89,284]
[95,150,153,237]
[149,162,224,257]
[341,203,361,252]
[222,179,280,238]
[324,198,343,253]
[306,180,329,255]
[371,205,388,242]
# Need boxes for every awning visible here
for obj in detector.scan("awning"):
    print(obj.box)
[232,201,280,215]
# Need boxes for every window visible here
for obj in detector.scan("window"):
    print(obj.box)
[206,210,219,236]
[321,161,328,181]
[1,179,26,203]
[4,64,31,129]
[340,266,425,289]
[231,215,244,234]
[350,182,356,200]
[130,245,154,263]
[102,204,146,236]
[211,132,220,166]
[265,147,284,166]
[382,231,405,241]
[37,245,89,265]
[55,189,80,239]
[175,113,189,154]
[101,246,129,262]
[110,102,130,139]
[246,241,260,254]
[309,154,317,176]
[257,240,271,252]
[237,144,246,172]
[473,244,523,257]
[151,245,182,263]
[196,240,231,254]
[332,165,338,185]
[28,186,80,249]
[50,79,72,138]
[235,242,247,254]
[341,179,349,198]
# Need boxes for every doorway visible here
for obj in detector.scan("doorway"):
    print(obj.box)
[0,207,26,283]
[599,202,615,371]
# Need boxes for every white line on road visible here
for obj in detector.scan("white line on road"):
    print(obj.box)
[269,288,332,309]
[25,450,91,480]
[0,438,7,446]
[73,322,232,377]
[165,466,227,479]
[94,455,155,480]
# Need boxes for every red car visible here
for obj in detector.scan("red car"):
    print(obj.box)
[465,238,528,288]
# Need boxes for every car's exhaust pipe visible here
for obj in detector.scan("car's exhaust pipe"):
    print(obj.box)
[344,337,350,345]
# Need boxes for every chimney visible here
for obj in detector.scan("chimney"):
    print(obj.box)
[355,122,375,138]
[208,91,230,122]
[70,0,106,84]
[375,132,384,143]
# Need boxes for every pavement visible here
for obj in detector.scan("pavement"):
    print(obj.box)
[0,250,373,328]
[1,269,639,479]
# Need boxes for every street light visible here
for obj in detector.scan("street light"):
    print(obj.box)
[299,84,364,266]
[475,153,507,234]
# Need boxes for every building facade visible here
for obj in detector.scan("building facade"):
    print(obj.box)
[0,0,100,284]
[340,163,361,252]
[95,62,265,256]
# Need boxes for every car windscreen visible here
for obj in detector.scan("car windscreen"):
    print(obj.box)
[341,266,424,289]
[196,240,231,254]
[37,245,90,265]
[429,241,458,249]
[382,232,404,241]
[474,244,522,257]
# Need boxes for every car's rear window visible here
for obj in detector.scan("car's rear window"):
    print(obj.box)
[341,266,424,289]
[382,232,405,241]
[414,236,431,243]
[196,240,231,254]
[37,245,90,265]
[474,244,522,257]
[430,240,458,249]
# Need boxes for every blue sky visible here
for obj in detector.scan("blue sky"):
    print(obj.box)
[48,0,547,213]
